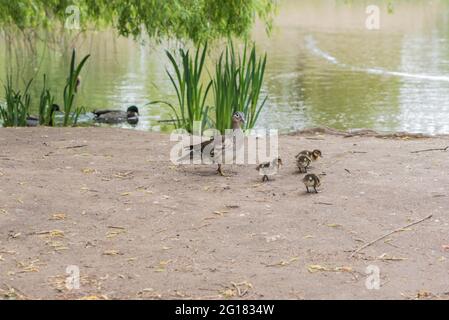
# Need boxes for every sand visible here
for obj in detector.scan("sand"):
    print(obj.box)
[0,127,448,300]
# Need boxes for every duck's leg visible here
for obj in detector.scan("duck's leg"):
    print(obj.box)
[262,175,268,182]
[217,164,225,176]
[313,187,318,193]
[306,186,310,193]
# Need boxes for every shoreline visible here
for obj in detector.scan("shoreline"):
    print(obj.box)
[1,127,448,299]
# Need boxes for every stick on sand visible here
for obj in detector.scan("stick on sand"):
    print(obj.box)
[350,214,433,258]
[411,146,448,153]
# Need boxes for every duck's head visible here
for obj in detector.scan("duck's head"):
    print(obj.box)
[51,104,60,112]
[126,106,139,125]
[127,106,139,117]
[232,111,245,128]
[276,157,283,167]
[312,149,322,160]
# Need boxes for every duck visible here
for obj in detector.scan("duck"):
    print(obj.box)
[296,154,311,173]
[179,111,245,176]
[296,149,322,161]
[26,104,60,127]
[75,76,81,93]
[93,106,139,125]
[302,173,321,193]
[256,157,283,182]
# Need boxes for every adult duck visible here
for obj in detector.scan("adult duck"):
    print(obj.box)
[26,104,60,127]
[179,111,245,176]
[93,106,139,125]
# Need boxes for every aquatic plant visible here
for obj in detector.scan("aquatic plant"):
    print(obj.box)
[153,43,212,134]
[0,76,32,127]
[213,41,267,133]
[38,74,57,126]
[62,49,90,126]
[155,41,268,134]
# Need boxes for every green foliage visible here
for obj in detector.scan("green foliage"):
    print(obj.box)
[0,76,32,127]
[0,0,277,43]
[38,74,57,126]
[152,44,212,134]
[62,49,90,126]
[213,46,236,134]
[0,50,88,128]
[156,41,268,134]
[213,41,267,133]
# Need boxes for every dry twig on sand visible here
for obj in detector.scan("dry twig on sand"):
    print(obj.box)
[350,214,433,258]
[411,146,448,154]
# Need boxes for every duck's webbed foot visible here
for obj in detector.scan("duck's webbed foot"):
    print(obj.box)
[314,187,318,193]
[217,164,225,177]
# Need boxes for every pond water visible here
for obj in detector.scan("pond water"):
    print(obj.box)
[2,0,449,134]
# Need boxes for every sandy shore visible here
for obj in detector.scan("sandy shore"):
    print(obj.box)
[0,127,448,300]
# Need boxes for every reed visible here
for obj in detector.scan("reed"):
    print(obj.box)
[213,41,267,133]
[152,43,212,134]
[0,76,33,127]
[62,49,90,126]
[38,74,57,126]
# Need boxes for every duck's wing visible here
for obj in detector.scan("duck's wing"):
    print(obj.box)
[93,109,121,117]
[256,162,270,170]
[26,116,39,127]
[177,137,215,162]
[181,130,242,163]
[186,137,215,153]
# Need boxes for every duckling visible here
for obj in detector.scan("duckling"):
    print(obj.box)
[296,149,322,161]
[93,106,139,125]
[302,173,321,193]
[296,154,311,173]
[26,104,60,127]
[256,157,283,182]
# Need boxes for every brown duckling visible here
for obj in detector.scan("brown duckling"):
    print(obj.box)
[296,149,322,161]
[296,154,311,173]
[256,157,283,182]
[302,173,321,193]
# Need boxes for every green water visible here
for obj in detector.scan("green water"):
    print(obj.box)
[2,0,449,134]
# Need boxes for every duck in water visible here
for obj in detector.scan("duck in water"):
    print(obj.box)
[27,104,60,127]
[93,106,139,125]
